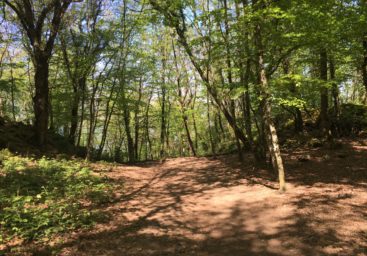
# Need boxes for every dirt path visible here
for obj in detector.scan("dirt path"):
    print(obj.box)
[53,142,367,256]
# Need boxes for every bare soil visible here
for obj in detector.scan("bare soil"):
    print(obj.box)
[26,140,367,255]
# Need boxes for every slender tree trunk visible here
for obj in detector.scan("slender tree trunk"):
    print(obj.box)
[237,0,254,149]
[69,78,85,145]
[329,56,340,137]
[121,86,135,163]
[242,59,253,146]
[319,49,330,137]
[9,54,16,121]
[160,85,167,160]
[134,78,143,160]
[0,43,9,79]
[329,57,339,115]
[254,6,286,191]
[192,111,199,151]
[222,0,243,161]
[165,99,171,155]
[49,61,60,131]
[96,82,117,160]
[362,39,367,103]
[207,92,216,157]
[125,111,135,163]
[217,112,225,135]
[86,85,97,161]
[49,92,54,131]
[77,81,86,148]
[182,113,196,156]
[145,91,153,160]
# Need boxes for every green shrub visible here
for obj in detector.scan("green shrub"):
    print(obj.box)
[0,154,116,244]
[338,103,367,136]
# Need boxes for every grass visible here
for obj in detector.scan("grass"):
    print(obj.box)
[0,149,119,252]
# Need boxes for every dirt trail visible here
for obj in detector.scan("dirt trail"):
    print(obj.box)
[55,142,367,256]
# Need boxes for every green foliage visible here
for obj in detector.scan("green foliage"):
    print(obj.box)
[338,104,367,136]
[0,153,116,243]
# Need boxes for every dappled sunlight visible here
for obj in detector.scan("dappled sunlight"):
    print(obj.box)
[21,141,366,255]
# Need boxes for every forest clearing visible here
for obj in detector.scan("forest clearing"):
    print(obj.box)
[1,139,367,255]
[1,0,367,255]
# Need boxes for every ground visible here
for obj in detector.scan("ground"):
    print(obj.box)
[18,140,367,255]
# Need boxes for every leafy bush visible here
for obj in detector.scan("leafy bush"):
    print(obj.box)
[0,152,116,244]
[338,103,367,136]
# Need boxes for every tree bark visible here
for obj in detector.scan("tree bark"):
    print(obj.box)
[362,39,367,103]
[145,91,153,160]
[96,79,117,160]
[183,114,196,156]
[86,81,97,161]
[134,78,143,160]
[4,0,74,147]
[160,54,167,160]
[207,92,216,157]
[33,54,50,147]
[121,83,135,163]
[222,0,243,161]
[254,1,286,191]
[69,77,85,144]
[77,81,86,147]
[242,59,253,145]
[8,53,16,121]
[329,57,339,116]
[319,49,329,137]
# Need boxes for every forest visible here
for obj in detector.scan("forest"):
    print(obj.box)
[0,0,367,255]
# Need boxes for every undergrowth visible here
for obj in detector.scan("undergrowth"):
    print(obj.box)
[0,149,117,250]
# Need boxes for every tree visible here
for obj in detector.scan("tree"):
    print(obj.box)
[60,0,107,145]
[3,0,81,147]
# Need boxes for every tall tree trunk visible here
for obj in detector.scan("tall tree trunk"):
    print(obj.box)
[165,99,171,155]
[254,3,286,191]
[319,49,330,137]
[362,39,367,103]
[207,92,216,157]
[329,57,339,116]
[9,53,16,121]
[77,81,86,148]
[206,92,217,157]
[242,59,253,146]
[121,86,135,163]
[329,56,340,137]
[134,78,143,160]
[222,0,243,161]
[3,0,74,147]
[160,84,167,160]
[182,113,196,156]
[192,111,199,151]
[96,80,117,160]
[238,0,254,149]
[124,109,135,163]
[69,77,85,145]
[145,92,153,160]
[86,84,97,161]
[33,54,50,147]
